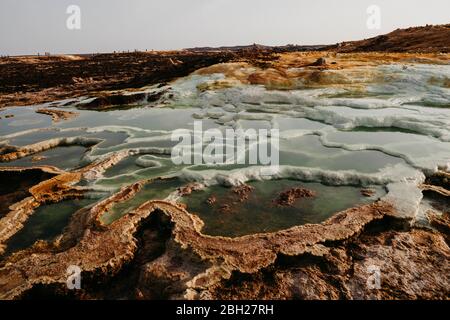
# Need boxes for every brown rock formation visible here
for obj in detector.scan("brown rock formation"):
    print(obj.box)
[428,209,450,245]
[332,24,450,53]
[310,57,327,66]
[177,183,204,197]
[273,187,316,206]
[361,188,376,197]
[209,228,450,300]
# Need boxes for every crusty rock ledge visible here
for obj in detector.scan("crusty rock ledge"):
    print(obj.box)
[206,228,450,299]
[0,136,101,162]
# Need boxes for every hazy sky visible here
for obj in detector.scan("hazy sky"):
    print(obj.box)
[1,0,449,55]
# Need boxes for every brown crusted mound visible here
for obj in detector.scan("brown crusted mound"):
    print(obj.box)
[273,187,317,206]
[177,183,204,197]
[231,184,254,202]
[429,211,450,238]
[200,184,255,214]
[361,188,376,197]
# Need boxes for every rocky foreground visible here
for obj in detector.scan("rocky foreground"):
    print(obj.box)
[0,159,448,299]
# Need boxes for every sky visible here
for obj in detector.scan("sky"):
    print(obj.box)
[1,0,449,55]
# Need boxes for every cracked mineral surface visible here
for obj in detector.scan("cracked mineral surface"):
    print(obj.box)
[0,25,449,300]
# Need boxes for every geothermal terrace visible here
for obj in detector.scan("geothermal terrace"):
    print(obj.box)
[0,25,449,299]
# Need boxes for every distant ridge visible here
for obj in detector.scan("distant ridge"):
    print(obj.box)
[185,43,327,53]
[331,24,450,53]
[185,24,450,54]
